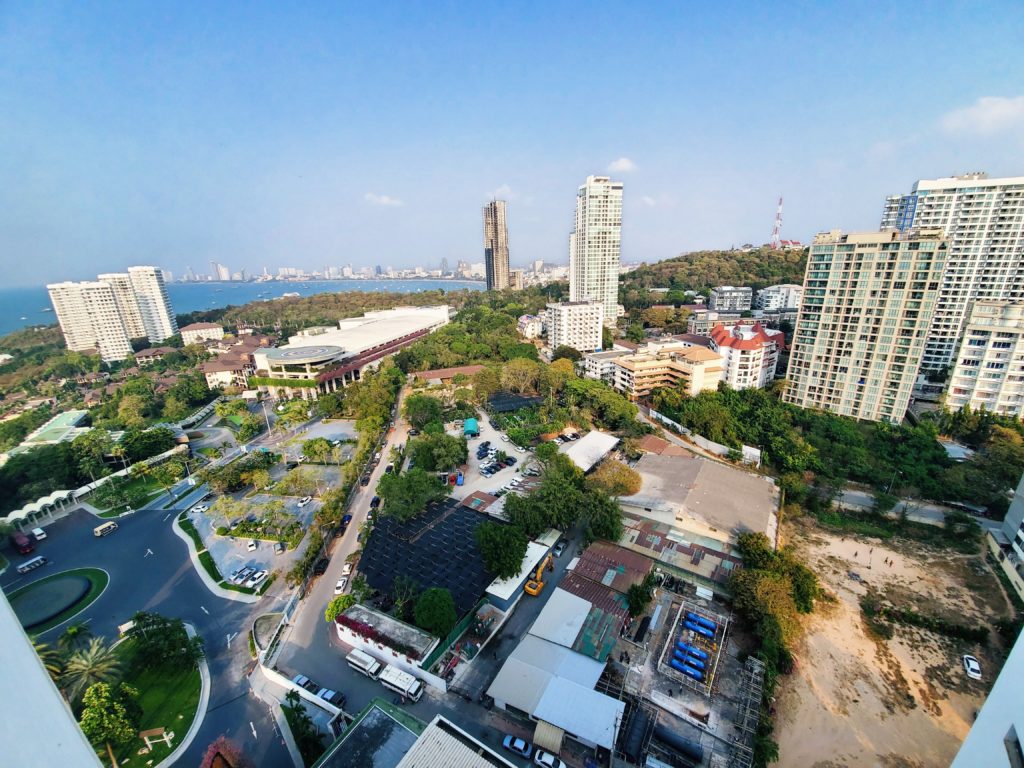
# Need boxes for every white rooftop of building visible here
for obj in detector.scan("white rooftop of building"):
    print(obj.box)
[486,634,605,715]
[486,541,551,602]
[558,430,619,473]
[533,676,626,750]
[396,715,516,768]
[528,588,591,648]
[280,306,450,356]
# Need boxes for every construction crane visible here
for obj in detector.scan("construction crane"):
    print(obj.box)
[524,554,554,596]
[770,197,783,250]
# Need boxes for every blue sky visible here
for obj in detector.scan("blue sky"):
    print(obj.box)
[2,2,1023,286]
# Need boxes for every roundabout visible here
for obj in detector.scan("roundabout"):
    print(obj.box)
[7,567,109,633]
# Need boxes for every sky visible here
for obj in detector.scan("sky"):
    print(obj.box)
[2,2,1023,287]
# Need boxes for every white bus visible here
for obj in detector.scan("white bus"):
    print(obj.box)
[345,649,383,680]
[378,664,423,702]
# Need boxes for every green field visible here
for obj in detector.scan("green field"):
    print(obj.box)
[6,567,109,634]
[92,475,166,514]
[111,639,202,765]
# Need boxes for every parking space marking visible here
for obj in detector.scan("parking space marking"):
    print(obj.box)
[227,631,238,648]
[144,548,154,557]
[200,606,210,615]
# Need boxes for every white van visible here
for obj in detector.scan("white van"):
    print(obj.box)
[93,521,119,537]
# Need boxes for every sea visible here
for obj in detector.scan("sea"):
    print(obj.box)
[0,279,485,338]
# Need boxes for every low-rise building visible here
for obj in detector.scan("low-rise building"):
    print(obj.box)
[708,322,784,389]
[686,309,743,336]
[410,364,486,386]
[618,452,779,593]
[557,430,619,473]
[611,343,724,400]
[582,349,629,382]
[200,358,250,389]
[709,285,752,312]
[134,346,175,365]
[546,301,604,354]
[755,283,803,311]
[179,322,225,346]
[945,301,1024,417]
[517,314,545,339]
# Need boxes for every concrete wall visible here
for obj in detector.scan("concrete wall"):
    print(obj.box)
[334,623,448,693]
[649,409,761,465]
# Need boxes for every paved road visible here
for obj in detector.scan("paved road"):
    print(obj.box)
[838,488,996,529]
[2,479,293,765]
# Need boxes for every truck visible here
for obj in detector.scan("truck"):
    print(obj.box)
[377,664,423,702]
[9,531,34,555]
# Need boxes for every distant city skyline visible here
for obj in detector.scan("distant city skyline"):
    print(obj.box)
[2,4,1023,286]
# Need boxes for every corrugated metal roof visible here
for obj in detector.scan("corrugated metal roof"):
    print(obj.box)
[533,721,565,754]
[533,677,625,750]
[397,717,516,768]
[528,589,590,648]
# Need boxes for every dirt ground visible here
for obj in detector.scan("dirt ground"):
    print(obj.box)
[774,519,1013,768]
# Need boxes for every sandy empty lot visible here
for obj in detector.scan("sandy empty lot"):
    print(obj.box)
[775,520,1013,768]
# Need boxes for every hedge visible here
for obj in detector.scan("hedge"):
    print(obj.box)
[248,377,318,388]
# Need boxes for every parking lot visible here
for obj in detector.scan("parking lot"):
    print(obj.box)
[445,413,539,503]
[279,418,358,462]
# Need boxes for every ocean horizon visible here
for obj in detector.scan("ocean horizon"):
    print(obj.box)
[0,278,485,338]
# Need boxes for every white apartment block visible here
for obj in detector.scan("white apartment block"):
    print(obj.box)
[708,285,752,312]
[516,314,545,339]
[483,200,510,291]
[755,283,803,311]
[47,281,134,363]
[97,272,147,338]
[687,310,742,336]
[946,301,1024,417]
[128,266,178,342]
[709,323,784,389]
[180,322,226,346]
[881,172,1024,373]
[546,301,604,354]
[569,175,623,326]
[584,349,630,383]
[784,229,946,424]
[611,342,724,400]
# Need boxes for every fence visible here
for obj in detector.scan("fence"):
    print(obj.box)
[421,597,487,672]
[648,409,761,466]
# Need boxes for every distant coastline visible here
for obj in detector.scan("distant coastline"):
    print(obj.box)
[0,278,485,338]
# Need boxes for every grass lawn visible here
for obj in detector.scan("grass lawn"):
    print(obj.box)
[198,446,220,458]
[6,567,109,634]
[92,475,166,514]
[177,514,205,551]
[110,639,202,765]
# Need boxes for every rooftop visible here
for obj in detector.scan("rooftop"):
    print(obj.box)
[487,391,543,413]
[396,716,516,768]
[571,541,652,594]
[340,604,437,660]
[486,541,551,602]
[621,453,779,543]
[313,699,423,768]
[634,434,690,456]
[558,430,619,473]
[284,306,449,357]
[179,322,223,331]
[529,588,591,647]
[264,345,346,364]
[411,364,486,381]
[533,676,625,751]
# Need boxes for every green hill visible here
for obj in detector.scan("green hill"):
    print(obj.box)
[623,247,808,295]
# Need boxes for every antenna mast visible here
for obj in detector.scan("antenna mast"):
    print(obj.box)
[770,197,783,249]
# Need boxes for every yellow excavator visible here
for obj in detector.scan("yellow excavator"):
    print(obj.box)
[524,553,554,596]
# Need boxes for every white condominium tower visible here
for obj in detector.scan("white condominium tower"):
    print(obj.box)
[47,265,177,362]
[881,172,1024,373]
[569,175,623,326]
[946,301,1024,418]
[482,200,510,291]
[128,266,178,342]
[47,281,134,363]
[784,229,946,424]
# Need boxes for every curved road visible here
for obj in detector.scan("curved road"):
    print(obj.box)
[2,492,293,767]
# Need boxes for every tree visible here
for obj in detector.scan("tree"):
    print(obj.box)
[475,522,528,579]
[471,368,501,403]
[325,594,356,623]
[59,622,94,654]
[243,467,272,494]
[626,323,645,342]
[79,682,140,768]
[117,394,149,429]
[403,394,444,430]
[237,414,263,442]
[626,573,657,617]
[62,637,123,702]
[500,358,541,394]
[377,468,447,521]
[588,460,641,497]
[582,491,623,543]
[409,433,467,472]
[302,437,332,464]
[127,612,205,670]
[33,637,64,679]
[551,345,582,362]
[414,587,458,637]
[72,429,113,481]
[208,495,247,526]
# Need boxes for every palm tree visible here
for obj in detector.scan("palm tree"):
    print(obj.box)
[61,638,122,702]
[59,622,94,654]
[32,638,64,680]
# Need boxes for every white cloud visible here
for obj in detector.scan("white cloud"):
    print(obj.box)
[640,195,657,207]
[364,192,403,207]
[488,184,516,200]
[940,96,1024,137]
[607,157,637,173]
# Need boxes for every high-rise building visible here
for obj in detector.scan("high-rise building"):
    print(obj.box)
[47,281,134,362]
[709,323,784,389]
[97,272,147,339]
[532,259,544,274]
[509,269,524,291]
[881,172,1024,373]
[709,285,753,312]
[128,266,178,342]
[945,301,1024,417]
[784,229,946,424]
[569,175,623,326]
[482,200,510,290]
[755,284,803,311]
[546,301,604,354]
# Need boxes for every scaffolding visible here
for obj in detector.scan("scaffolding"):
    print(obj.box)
[729,655,766,768]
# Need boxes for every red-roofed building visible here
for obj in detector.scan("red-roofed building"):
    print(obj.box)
[411,364,487,386]
[708,322,784,389]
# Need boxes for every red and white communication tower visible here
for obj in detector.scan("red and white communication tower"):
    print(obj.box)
[770,196,783,250]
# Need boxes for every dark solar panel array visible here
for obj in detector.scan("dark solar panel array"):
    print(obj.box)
[358,498,502,615]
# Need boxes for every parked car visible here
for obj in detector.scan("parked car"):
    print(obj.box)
[963,654,982,680]
[291,674,311,688]
[232,566,256,585]
[515,445,526,453]
[360,474,371,486]
[325,690,346,707]
[335,577,349,594]
[501,434,509,442]
[341,514,353,526]
[384,463,395,474]
[342,563,353,576]
[191,504,209,514]
[316,687,338,703]
[408,428,420,436]
[247,539,258,552]
[502,735,532,758]
[553,539,568,557]
[297,496,313,508]
[274,541,286,555]
[369,496,381,509]
[534,751,566,768]
[245,570,268,589]
[31,527,47,541]
[301,678,320,693]
[313,557,330,576]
